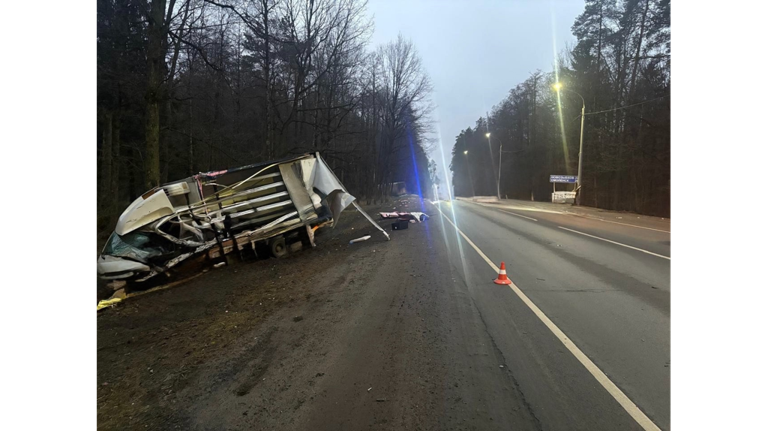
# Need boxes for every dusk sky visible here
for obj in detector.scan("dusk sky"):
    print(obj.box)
[366,0,585,196]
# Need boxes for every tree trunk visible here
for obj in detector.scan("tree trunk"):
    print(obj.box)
[144,0,167,190]
[188,98,194,175]
[628,0,651,103]
[262,0,273,159]
[162,97,172,183]
[101,111,113,209]
[112,112,122,213]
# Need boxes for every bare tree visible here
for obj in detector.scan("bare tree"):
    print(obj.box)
[374,34,433,199]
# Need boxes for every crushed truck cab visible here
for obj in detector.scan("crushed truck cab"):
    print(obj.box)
[98,153,387,282]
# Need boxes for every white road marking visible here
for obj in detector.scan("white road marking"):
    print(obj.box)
[558,226,670,260]
[471,200,670,233]
[476,201,565,215]
[497,209,538,222]
[568,214,670,233]
[436,207,662,431]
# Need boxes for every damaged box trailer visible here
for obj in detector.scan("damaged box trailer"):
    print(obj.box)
[98,153,388,282]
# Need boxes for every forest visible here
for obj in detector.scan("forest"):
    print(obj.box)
[449,0,670,216]
[97,0,435,231]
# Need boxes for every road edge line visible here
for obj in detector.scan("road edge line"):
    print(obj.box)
[496,209,538,222]
[558,226,671,260]
[436,206,662,431]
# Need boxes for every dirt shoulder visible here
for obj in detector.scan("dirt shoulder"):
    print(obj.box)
[97,196,419,429]
[97,195,539,430]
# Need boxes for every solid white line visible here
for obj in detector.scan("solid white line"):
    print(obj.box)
[436,207,661,431]
[472,201,670,233]
[558,226,670,260]
[497,209,538,222]
[475,201,565,215]
[569,214,670,233]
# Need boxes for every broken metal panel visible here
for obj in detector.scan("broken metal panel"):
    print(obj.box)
[313,154,356,226]
[353,201,390,240]
[97,255,151,279]
[99,152,388,282]
[299,158,317,194]
[255,200,294,213]
[162,178,202,208]
[191,179,284,210]
[163,181,189,197]
[238,210,301,243]
[219,191,290,213]
[196,154,307,181]
[115,189,175,236]
[279,161,317,223]
[152,218,205,248]
[229,210,293,231]
[313,153,390,240]
[199,167,283,212]
[305,224,316,248]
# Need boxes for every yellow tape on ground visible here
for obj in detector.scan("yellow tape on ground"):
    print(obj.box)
[97,297,123,310]
[96,271,207,312]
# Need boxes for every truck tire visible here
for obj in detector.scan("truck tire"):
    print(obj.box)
[270,236,287,258]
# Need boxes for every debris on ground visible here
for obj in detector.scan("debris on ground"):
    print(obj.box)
[391,220,409,230]
[107,280,127,291]
[349,235,371,244]
[96,196,468,430]
[380,210,431,232]
[378,211,429,222]
[97,297,123,311]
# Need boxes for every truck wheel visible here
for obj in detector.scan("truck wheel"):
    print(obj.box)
[270,237,287,258]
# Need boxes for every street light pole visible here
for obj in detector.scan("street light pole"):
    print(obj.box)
[463,150,476,197]
[554,82,586,206]
[485,132,501,200]
[577,100,585,206]
[498,142,503,200]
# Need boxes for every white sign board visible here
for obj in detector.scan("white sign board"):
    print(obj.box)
[552,191,576,204]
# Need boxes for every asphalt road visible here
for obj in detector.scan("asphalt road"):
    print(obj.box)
[432,199,670,430]
[98,196,669,430]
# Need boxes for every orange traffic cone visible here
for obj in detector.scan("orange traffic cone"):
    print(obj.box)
[493,262,512,285]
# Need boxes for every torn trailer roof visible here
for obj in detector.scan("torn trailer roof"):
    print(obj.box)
[98,153,388,282]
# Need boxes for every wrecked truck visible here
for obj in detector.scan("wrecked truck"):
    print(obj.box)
[98,153,388,283]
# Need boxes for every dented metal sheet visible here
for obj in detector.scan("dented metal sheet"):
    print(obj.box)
[98,153,387,283]
[115,189,175,235]
[313,153,389,240]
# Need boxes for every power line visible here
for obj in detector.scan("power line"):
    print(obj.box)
[584,95,668,116]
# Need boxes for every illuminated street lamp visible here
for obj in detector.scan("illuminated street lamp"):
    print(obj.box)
[463,149,475,197]
[553,81,586,205]
[485,132,502,200]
